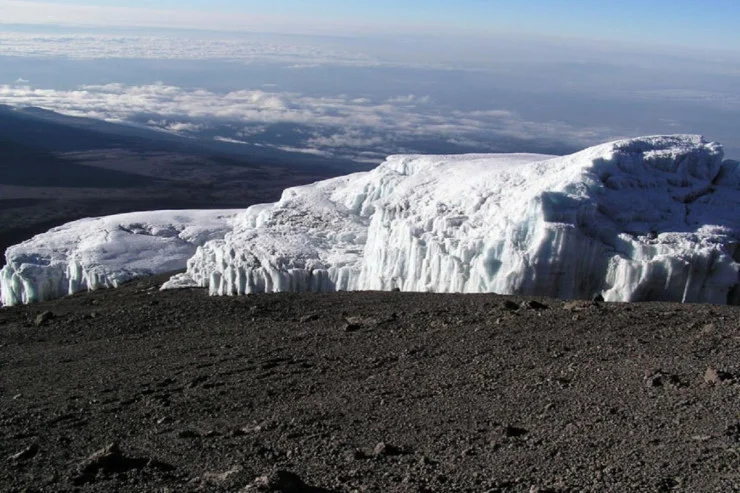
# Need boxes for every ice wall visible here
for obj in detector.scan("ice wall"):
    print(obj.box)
[1,210,238,306]
[4,135,738,306]
[167,135,740,304]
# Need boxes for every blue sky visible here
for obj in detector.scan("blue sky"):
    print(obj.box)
[3,0,740,50]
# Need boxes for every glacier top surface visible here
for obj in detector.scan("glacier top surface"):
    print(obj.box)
[5,209,239,270]
[224,134,736,251]
[172,133,739,301]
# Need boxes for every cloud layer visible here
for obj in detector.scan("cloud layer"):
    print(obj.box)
[0,33,376,66]
[0,82,619,161]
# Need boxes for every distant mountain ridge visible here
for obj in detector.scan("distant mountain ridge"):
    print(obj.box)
[0,105,366,172]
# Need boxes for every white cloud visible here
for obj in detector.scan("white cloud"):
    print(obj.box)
[0,33,376,66]
[213,136,249,145]
[0,82,618,158]
[271,146,334,158]
[628,89,740,110]
[384,94,433,106]
[146,120,204,134]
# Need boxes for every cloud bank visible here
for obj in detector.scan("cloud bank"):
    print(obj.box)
[0,82,619,161]
[0,33,376,66]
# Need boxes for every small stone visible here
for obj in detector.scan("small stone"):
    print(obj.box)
[246,421,274,433]
[646,374,663,387]
[34,311,55,327]
[530,486,558,493]
[503,425,528,438]
[704,367,732,385]
[645,370,683,388]
[177,430,200,439]
[299,314,319,323]
[71,443,122,484]
[563,300,593,312]
[344,323,361,332]
[187,375,209,389]
[253,470,306,492]
[418,455,436,466]
[202,466,243,484]
[373,442,402,457]
[700,323,716,335]
[9,443,39,462]
[71,442,174,485]
[563,301,582,312]
[520,300,549,310]
[726,424,740,441]
[344,448,367,462]
[704,367,720,385]
[346,316,379,327]
[501,300,520,311]
[645,370,665,387]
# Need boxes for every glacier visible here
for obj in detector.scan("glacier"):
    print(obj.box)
[165,135,740,304]
[0,210,238,306]
[2,135,740,306]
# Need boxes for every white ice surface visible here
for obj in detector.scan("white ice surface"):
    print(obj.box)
[3,135,739,306]
[165,135,740,304]
[1,209,239,306]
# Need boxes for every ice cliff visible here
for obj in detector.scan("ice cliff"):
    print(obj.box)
[165,135,740,304]
[0,210,238,306]
[3,135,739,306]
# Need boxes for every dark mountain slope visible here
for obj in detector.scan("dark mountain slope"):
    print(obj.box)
[0,105,365,172]
[0,138,155,188]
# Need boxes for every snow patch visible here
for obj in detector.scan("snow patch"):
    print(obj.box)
[1,210,238,306]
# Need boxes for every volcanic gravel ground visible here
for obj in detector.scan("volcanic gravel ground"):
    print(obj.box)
[1,274,740,492]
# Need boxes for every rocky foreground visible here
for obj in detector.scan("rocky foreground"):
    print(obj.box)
[1,274,739,492]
